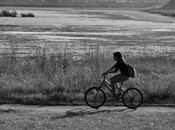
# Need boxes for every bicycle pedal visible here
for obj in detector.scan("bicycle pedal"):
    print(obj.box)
[115,93,121,98]
[107,97,115,101]
[107,97,116,102]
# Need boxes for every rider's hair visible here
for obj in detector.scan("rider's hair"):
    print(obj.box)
[113,52,122,59]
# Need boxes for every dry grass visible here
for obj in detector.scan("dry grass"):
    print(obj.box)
[0,47,175,105]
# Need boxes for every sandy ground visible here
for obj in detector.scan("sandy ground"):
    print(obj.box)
[0,104,175,130]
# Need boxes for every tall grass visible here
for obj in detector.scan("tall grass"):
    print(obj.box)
[0,46,175,105]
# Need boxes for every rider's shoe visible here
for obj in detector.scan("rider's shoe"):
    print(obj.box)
[107,94,121,101]
[107,96,115,101]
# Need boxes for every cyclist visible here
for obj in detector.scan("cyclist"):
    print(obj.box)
[102,51,130,100]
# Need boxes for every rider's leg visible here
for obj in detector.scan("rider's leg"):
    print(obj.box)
[110,74,129,98]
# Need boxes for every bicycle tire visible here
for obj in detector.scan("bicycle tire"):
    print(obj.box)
[84,87,106,108]
[122,87,143,109]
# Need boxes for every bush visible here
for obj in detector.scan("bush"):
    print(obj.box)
[0,10,2,17]
[21,13,35,17]
[171,12,175,17]
[0,10,17,17]
[1,10,11,17]
[10,10,18,17]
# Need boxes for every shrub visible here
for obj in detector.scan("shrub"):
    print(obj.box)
[171,12,175,17]
[0,11,2,17]
[0,10,17,17]
[21,13,35,17]
[10,10,17,17]
[1,10,11,17]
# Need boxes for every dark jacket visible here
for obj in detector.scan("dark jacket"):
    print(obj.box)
[113,58,129,77]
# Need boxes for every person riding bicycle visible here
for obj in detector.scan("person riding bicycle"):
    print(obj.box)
[102,51,130,100]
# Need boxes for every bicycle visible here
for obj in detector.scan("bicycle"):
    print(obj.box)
[84,75,143,109]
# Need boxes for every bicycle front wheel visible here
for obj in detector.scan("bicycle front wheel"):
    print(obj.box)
[122,88,143,109]
[85,87,106,109]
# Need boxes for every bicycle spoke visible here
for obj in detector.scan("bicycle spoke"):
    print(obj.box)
[85,87,106,108]
[122,88,143,109]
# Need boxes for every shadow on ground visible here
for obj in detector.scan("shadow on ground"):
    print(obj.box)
[51,107,136,120]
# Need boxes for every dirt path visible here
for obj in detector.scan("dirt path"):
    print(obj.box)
[0,104,175,130]
[1,104,175,114]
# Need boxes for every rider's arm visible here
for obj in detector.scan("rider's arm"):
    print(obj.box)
[107,69,117,73]
[105,65,118,74]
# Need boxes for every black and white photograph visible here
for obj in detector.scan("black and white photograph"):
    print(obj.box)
[0,0,175,129]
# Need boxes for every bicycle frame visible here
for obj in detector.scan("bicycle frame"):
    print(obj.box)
[99,75,112,92]
[99,75,124,93]
[85,75,143,109]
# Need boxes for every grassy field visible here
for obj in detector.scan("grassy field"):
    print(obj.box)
[0,7,175,105]
[0,49,175,105]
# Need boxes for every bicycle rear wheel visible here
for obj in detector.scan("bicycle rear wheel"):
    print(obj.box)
[85,87,106,108]
[122,88,143,109]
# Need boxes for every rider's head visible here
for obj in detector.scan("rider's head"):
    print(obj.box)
[113,52,122,61]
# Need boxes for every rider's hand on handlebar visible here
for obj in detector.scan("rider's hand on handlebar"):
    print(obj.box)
[102,72,108,76]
